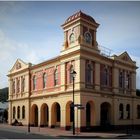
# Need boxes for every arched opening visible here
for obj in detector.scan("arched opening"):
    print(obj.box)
[17,106,20,119]
[40,103,49,127]
[13,106,16,119]
[86,103,91,127]
[31,104,38,127]
[51,102,61,128]
[22,106,25,119]
[65,101,73,130]
[100,102,111,127]
[86,101,95,128]
[126,104,130,119]
[119,104,124,119]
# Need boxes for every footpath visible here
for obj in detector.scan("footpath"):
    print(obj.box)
[0,123,130,139]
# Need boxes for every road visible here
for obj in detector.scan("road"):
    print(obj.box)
[0,127,55,139]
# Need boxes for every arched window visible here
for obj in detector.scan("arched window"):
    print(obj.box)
[12,80,15,94]
[69,33,74,43]
[119,71,124,88]
[126,73,131,89]
[33,76,36,90]
[22,106,25,119]
[105,68,108,85]
[16,78,20,93]
[101,65,112,88]
[21,77,25,92]
[86,63,93,84]
[119,104,123,119]
[17,106,20,119]
[13,106,16,119]
[69,65,74,83]
[126,104,130,119]
[84,32,92,44]
[43,73,47,88]
[137,105,140,119]
[54,69,58,86]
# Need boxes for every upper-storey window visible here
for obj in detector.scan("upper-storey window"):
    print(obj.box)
[16,78,20,93]
[101,65,112,87]
[126,73,131,90]
[43,73,47,88]
[33,76,36,90]
[119,71,124,88]
[85,62,93,85]
[21,77,25,92]
[12,80,15,94]
[69,65,74,84]
[69,33,74,44]
[54,69,58,86]
[84,32,92,44]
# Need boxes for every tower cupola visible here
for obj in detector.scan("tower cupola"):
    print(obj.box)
[61,11,100,55]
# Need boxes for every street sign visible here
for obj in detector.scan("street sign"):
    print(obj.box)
[77,106,84,110]
[74,104,83,107]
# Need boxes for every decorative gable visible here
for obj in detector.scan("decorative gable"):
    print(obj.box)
[16,62,22,70]
[118,52,133,62]
[113,51,136,66]
[9,59,31,74]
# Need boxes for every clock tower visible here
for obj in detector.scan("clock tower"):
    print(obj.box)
[61,11,100,56]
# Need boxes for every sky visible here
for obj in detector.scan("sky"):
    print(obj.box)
[0,1,140,89]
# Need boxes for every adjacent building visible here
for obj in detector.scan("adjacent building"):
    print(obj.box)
[8,11,140,131]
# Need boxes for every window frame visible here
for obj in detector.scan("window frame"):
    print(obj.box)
[84,31,92,44]
[69,33,75,44]
[22,106,25,119]
[43,73,47,89]
[33,75,36,90]
[54,69,58,86]
[17,106,20,119]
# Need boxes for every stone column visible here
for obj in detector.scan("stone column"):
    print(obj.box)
[60,62,66,91]
[8,78,12,100]
[95,101,101,126]
[48,104,52,128]
[131,72,136,96]
[124,71,127,94]
[8,101,12,124]
[15,78,17,96]
[95,62,100,91]
[60,106,66,130]
[80,59,85,89]
[112,67,119,94]
[38,106,41,127]
[75,58,80,89]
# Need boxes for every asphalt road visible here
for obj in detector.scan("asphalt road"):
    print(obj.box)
[0,128,55,139]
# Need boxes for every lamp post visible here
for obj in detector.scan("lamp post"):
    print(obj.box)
[71,70,77,135]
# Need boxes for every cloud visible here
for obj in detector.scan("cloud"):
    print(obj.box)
[0,29,39,88]
[0,29,61,88]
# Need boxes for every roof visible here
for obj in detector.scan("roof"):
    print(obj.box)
[64,10,97,25]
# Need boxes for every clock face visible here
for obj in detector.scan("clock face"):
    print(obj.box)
[85,32,91,44]
[69,33,74,43]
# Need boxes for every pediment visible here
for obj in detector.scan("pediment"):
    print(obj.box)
[9,59,29,74]
[114,51,135,65]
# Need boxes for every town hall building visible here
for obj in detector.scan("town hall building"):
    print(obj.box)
[8,11,140,131]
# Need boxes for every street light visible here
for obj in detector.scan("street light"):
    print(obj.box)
[70,70,77,135]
